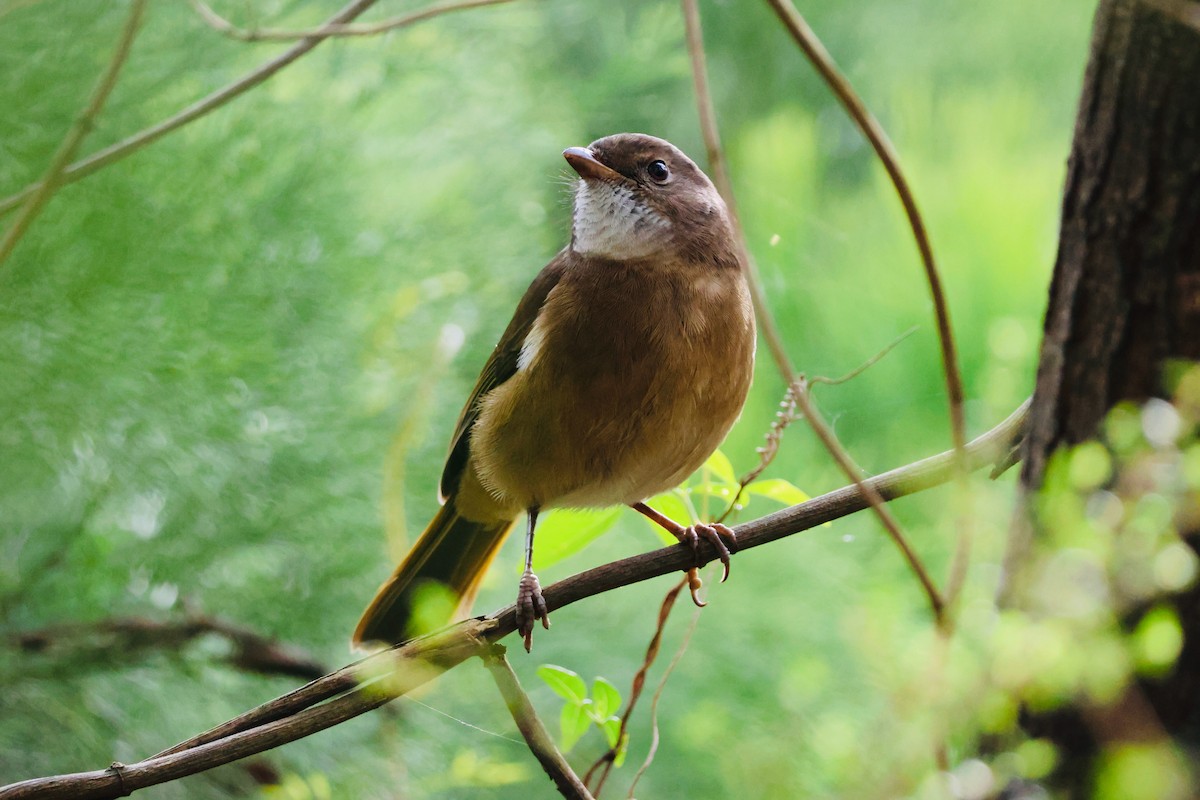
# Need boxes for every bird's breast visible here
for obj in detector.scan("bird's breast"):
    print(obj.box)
[470,261,755,511]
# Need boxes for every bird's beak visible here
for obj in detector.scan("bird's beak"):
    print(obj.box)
[563,147,623,182]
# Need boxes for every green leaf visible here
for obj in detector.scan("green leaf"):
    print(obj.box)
[642,492,694,544]
[560,700,591,752]
[702,449,737,485]
[612,725,629,767]
[537,665,587,703]
[591,676,621,720]
[531,507,623,571]
[745,478,810,506]
[602,716,622,749]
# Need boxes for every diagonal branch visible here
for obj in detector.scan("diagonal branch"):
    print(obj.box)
[483,645,595,800]
[0,0,388,217]
[0,400,1027,800]
[189,0,515,42]
[0,0,146,270]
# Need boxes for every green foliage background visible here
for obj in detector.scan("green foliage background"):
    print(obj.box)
[0,0,1096,797]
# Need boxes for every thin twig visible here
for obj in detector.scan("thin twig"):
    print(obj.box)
[0,0,146,270]
[584,578,687,794]
[717,328,917,524]
[627,606,701,798]
[715,386,799,524]
[0,401,1028,800]
[0,0,387,218]
[762,0,965,456]
[482,645,595,800]
[190,0,514,41]
[681,0,796,382]
[809,327,918,387]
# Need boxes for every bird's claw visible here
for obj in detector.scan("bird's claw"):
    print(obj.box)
[516,569,549,652]
[676,523,738,582]
[686,568,706,607]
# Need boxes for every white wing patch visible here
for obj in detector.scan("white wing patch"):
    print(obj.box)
[571,180,671,259]
[517,313,548,372]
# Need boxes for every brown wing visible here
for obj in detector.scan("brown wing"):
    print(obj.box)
[438,251,570,500]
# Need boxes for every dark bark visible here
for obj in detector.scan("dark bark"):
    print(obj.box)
[1022,0,1200,489]
[1018,0,1200,793]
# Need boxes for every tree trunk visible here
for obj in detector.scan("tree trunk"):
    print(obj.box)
[1022,0,1200,489]
[1018,0,1200,793]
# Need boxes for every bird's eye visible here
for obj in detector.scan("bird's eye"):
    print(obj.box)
[646,160,670,183]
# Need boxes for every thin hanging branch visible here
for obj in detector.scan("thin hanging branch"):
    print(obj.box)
[0,0,147,270]
[681,0,949,625]
[762,0,979,618]
[762,0,966,457]
[627,606,701,799]
[584,577,687,795]
[189,0,515,42]
[0,400,1027,800]
[717,328,918,524]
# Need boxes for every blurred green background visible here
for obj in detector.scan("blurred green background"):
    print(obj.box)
[0,0,1095,797]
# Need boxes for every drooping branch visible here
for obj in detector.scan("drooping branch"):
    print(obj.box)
[0,0,146,270]
[0,400,1026,800]
[0,0,389,217]
[790,378,948,624]
[584,578,687,795]
[762,0,966,457]
[681,0,947,626]
[13,613,328,682]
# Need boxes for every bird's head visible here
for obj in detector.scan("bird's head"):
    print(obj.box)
[563,133,733,263]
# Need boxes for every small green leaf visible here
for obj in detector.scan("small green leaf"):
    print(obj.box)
[560,700,591,752]
[702,449,737,485]
[642,492,694,544]
[602,716,622,749]
[537,665,587,703]
[591,677,621,720]
[745,478,810,506]
[689,483,736,502]
[613,727,629,767]
[531,507,623,570]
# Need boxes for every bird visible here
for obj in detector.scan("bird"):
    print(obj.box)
[353,133,756,652]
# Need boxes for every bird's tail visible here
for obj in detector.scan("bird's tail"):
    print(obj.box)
[353,495,516,647]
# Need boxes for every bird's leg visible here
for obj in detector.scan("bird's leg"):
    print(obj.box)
[630,502,738,607]
[516,505,549,652]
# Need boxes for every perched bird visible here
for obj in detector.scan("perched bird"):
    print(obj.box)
[354,133,756,651]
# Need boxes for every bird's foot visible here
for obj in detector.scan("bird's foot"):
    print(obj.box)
[516,569,549,652]
[629,503,738,608]
[674,522,738,582]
